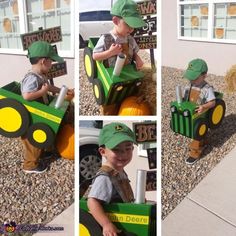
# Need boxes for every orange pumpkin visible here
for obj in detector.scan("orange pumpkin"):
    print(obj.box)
[118,96,152,116]
[56,124,74,160]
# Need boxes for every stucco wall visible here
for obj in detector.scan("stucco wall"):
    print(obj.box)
[162,0,236,76]
[0,54,74,88]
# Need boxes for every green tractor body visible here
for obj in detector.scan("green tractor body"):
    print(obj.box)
[80,199,156,236]
[0,81,69,148]
[170,92,225,140]
[84,38,144,105]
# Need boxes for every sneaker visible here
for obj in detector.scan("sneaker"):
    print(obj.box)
[185,157,198,165]
[42,151,60,161]
[23,163,48,174]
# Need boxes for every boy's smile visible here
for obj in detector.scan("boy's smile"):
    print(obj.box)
[99,141,134,171]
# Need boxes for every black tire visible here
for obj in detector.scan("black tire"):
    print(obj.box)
[0,98,30,138]
[79,144,102,184]
[193,118,208,141]
[92,78,105,105]
[80,209,103,236]
[27,123,55,149]
[84,47,97,82]
[208,99,226,129]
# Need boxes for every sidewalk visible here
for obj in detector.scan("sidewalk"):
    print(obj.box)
[162,146,236,236]
[34,203,74,236]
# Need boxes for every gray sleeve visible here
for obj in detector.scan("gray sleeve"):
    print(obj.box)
[21,75,39,93]
[88,175,113,203]
[206,86,216,102]
[93,35,106,53]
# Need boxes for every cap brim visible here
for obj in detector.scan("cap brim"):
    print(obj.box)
[50,54,64,63]
[183,70,201,81]
[123,16,146,28]
[105,134,137,149]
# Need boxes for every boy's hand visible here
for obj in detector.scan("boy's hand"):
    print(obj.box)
[195,105,205,114]
[135,58,144,70]
[109,43,122,57]
[103,222,121,236]
[41,83,49,93]
[134,53,144,70]
[67,88,74,96]
[65,88,75,101]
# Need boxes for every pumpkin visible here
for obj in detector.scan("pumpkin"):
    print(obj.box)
[56,124,74,160]
[118,96,152,116]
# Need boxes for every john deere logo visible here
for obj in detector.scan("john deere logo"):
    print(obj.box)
[115,125,123,131]
[188,64,193,69]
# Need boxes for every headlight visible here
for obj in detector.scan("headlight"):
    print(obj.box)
[183,110,190,117]
[116,85,123,91]
[171,106,176,113]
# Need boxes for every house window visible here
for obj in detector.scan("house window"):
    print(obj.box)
[214,3,236,40]
[0,0,73,55]
[180,4,208,38]
[0,0,21,49]
[178,0,236,43]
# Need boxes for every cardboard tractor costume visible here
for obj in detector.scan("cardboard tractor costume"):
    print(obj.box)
[170,59,226,145]
[0,27,69,149]
[84,39,144,106]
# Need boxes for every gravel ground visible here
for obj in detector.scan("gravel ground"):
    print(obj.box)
[79,49,156,115]
[162,66,236,219]
[0,136,74,235]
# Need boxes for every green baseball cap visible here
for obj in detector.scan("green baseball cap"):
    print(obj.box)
[99,122,137,149]
[28,41,64,63]
[111,0,146,28]
[183,58,208,81]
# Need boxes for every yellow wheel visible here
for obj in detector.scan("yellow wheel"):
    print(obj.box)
[79,224,91,236]
[85,55,92,78]
[27,123,55,149]
[194,118,208,141]
[80,209,102,236]
[84,47,97,82]
[0,98,29,137]
[92,78,105,105]
[208,99,226,129]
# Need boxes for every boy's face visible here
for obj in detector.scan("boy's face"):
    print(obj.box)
[99,141,134,171]
[113,17,134,37]
[191,74,206,86]
[39,58,53,74]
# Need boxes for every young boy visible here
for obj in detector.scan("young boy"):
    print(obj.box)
[21,40,74,173]
[87,122,136,236]
[183,58,216,165]
[93,0,145,70]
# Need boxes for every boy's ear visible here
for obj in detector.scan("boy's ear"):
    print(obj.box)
[112,16,120,25]
[98,146,106,156]
[40,58,47,64]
